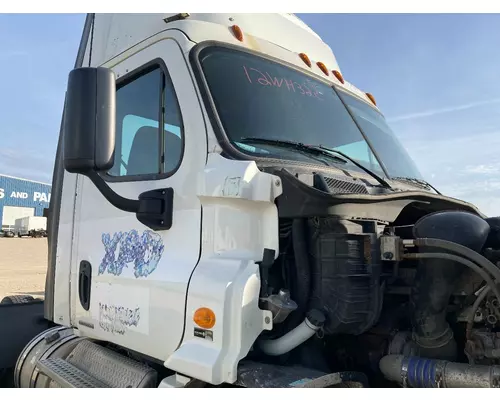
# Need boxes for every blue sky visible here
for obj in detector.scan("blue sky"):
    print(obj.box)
[1,13,500,216]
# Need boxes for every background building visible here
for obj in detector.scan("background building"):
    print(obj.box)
[0,174,51,231]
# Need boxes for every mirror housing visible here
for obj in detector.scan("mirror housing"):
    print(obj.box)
[63,67,116,174]
[59,66,174,231]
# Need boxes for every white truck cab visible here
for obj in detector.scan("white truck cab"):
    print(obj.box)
[2,13,499,389]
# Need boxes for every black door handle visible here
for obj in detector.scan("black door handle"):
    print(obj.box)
[78,260,92,311]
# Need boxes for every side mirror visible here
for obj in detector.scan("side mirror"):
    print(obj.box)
[63,67,116,174]
[59,66,174,231]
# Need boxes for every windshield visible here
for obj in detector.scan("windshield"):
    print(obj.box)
[198,46,423,180]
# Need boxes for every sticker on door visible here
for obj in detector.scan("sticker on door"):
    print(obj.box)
[91,282,150,335]
[98,302,141,335]
[98,229,165,278]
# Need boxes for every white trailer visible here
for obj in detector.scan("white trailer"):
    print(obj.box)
[14,216,47,237]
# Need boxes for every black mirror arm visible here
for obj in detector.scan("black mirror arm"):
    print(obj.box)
[86,170,140,213]
[85,170,174,231]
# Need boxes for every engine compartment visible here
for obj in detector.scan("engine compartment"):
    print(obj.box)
[250,166,500,388]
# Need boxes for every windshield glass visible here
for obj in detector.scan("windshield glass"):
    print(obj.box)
[198,46,422,180]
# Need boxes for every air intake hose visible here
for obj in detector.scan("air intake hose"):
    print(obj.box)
[411,210,490,360]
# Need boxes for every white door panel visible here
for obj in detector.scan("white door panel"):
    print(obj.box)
[71,35,206,361]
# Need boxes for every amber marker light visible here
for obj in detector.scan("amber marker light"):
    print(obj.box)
[332,70,345,84]
[231,25,244,42]
[194,307,216,329]
[317,62,329,76]
[299,53,312,67]
[366,93,377,106]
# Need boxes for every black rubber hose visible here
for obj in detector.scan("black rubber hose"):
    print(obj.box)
[288,218,311,330]
[409,253,462,359]
[413,238,500,284]
[413,236,500,340]
[404,253,500,304]
[410,211,491,360]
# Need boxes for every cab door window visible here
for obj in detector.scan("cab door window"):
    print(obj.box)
[108,64,184,179]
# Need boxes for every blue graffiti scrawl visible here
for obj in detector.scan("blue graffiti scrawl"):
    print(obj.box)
[99,229,165,278]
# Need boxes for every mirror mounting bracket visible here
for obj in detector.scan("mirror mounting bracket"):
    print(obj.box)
[86,171,174,231]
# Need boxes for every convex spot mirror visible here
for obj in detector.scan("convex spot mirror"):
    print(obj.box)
[63,67,116,175]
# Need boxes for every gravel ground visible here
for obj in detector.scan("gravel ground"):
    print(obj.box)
[0,237,47,300]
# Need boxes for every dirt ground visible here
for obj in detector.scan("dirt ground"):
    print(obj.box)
[0,237,47,300]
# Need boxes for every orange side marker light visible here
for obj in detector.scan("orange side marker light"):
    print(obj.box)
[194,307,216,329]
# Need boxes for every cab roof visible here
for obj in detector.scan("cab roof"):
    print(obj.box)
[85,13,379,110]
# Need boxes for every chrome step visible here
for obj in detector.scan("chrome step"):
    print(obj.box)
[36,358,110,388]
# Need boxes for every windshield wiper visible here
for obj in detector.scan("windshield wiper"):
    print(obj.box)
[391,176,442,195]
[238,137,348,165]
[238,137,393,190]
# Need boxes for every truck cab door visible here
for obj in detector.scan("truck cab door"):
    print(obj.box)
[70,35,206,361]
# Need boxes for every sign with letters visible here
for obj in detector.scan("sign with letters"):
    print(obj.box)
[0,187,51,203]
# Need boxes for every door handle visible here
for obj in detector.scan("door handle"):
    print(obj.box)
[78,260,92,311]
